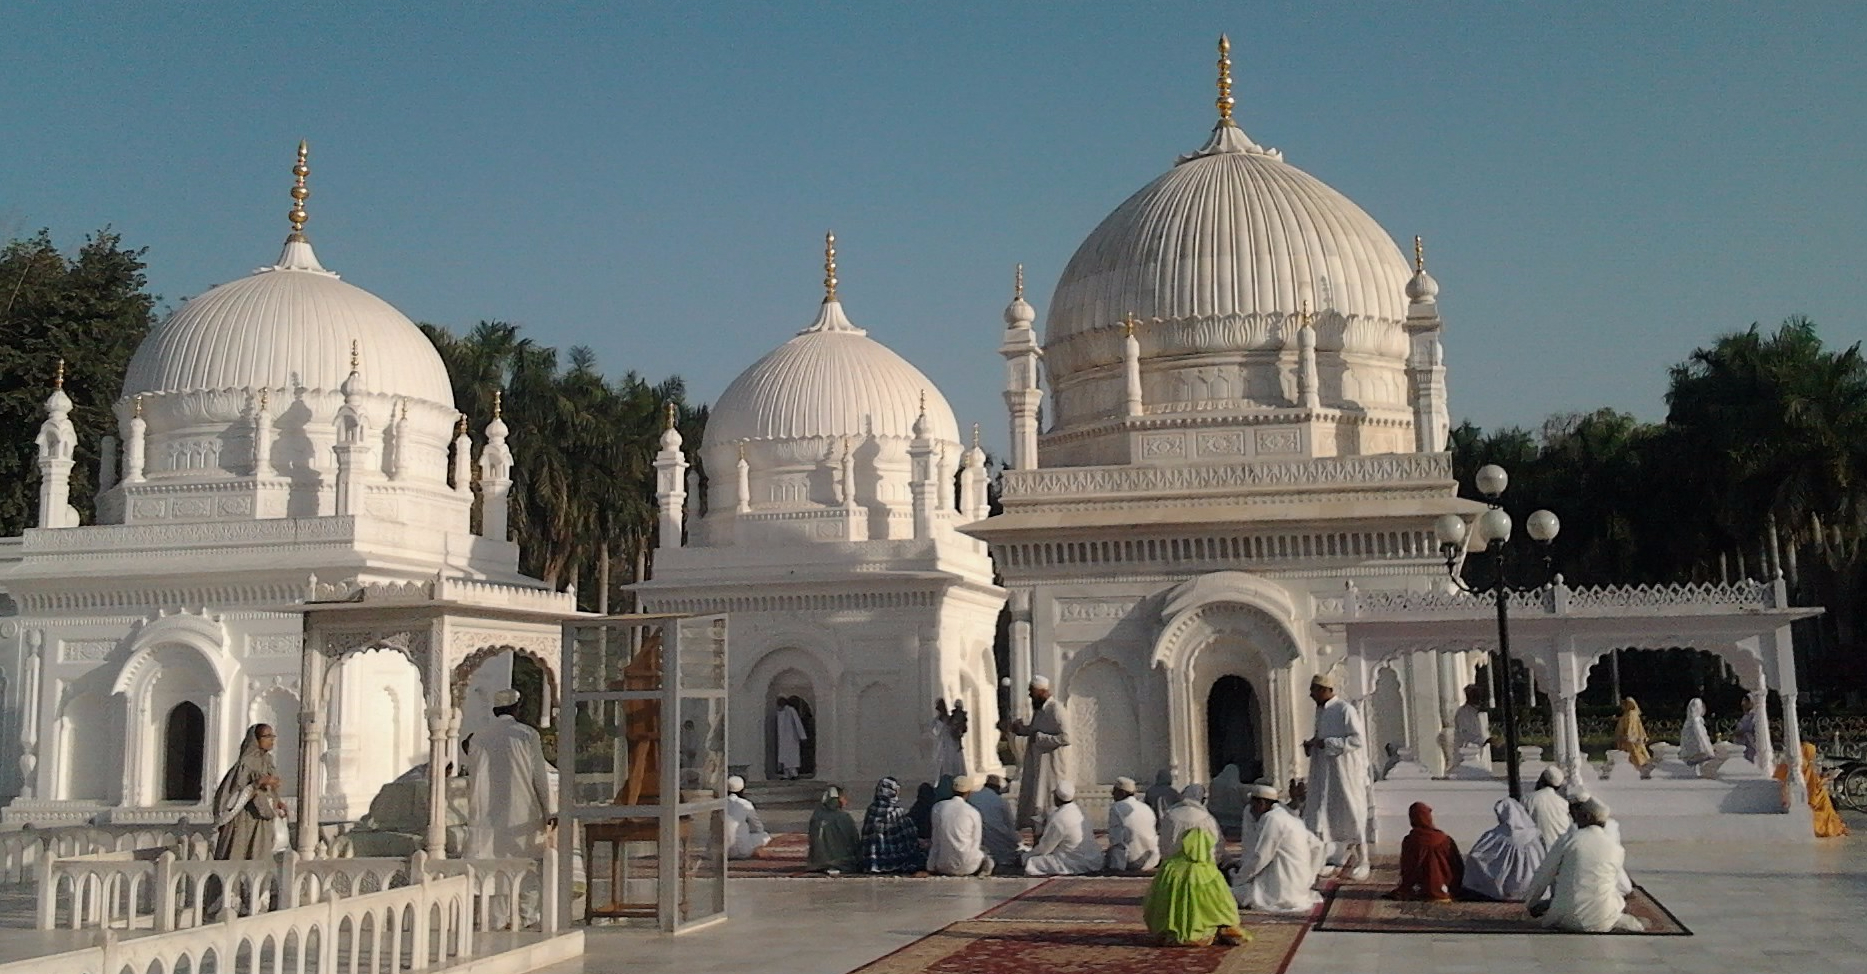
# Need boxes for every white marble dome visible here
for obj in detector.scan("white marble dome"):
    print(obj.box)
[123,237,454,407]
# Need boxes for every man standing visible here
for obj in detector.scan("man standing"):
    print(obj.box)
[928,775,993,876]
[1010,675,1070,831]
[969,773,1022,869]
[466,689,556,860]
[1232,784,1323,913]
[1302,673,1371,881]
[775,697,808,781]
[1023,782,1102,876]
[1105,776,1161,871]
[1450,684,1491,772]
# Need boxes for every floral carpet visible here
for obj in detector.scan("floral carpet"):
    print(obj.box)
[1315,864,1690,935]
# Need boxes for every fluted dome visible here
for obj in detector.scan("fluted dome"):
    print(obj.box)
[123,238,454,407]
[705,298,962,449]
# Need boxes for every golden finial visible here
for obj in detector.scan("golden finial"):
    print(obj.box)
[1299,299,1313,328]
[399,399,409,422]
[919,389,927,416]
[1216,35,1235,126]
[738,441,747,462]
[1122,312,1138,338]
[1413,235,1425,273]
[133,394,143,418]
[972,423,981,449]
[823,231,838,302]
[289,140,310,235]
[492,389,503,419]
[455,413,467,436]
[348,339,359,372]
[665,401,677,431]
[1014,264,1024,300]
[53,358,65,390]
[258,388,270,411]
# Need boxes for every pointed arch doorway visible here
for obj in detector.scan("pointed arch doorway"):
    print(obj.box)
[1205,676,1262,781]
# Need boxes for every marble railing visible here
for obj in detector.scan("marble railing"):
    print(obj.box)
[0,825,216,887]
[36,849,415,932]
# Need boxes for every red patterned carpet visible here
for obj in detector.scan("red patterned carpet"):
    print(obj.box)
[1315,864,1690,935]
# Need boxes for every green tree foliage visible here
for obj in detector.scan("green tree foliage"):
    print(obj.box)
[0,230,158,535]
[421,322,706,608]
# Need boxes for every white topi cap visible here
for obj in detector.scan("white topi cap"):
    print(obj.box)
[952,775,977,793]
[492,688,521,707]
[1030,675,1051,690]
[1053,781,1075,801]
[727,775,746,793]
[1246,783,1281,801]
[1310,673,1336,690]
[1114,776,1137,792]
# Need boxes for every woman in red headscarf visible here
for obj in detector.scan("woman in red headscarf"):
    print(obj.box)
[1386,802,1463,902]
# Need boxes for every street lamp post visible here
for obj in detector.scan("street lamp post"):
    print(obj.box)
[1433,464,1560,803]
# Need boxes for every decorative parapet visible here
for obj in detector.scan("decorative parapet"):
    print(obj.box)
[19,516,357,554]
[302,573,573,613]
[1001,451,1453,502]
[1328,576,1784,620]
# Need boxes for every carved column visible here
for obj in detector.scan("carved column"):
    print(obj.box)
[18,631,41,800]
[296,638,328,860]
[1008,589,1034,722]
[426,704,451,858]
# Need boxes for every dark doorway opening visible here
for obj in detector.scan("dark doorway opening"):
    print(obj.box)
[1206,676,1262,780]
[162,701,206,802]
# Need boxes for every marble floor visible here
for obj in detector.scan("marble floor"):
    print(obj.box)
[551,810,1866,974]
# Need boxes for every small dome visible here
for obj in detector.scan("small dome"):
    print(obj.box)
[1405,269,1439,304]
[705,298,962,449]
[122,238,454,407]
[1004,297,1036,327]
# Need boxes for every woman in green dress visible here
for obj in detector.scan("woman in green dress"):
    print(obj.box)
[1142,828,1249,947]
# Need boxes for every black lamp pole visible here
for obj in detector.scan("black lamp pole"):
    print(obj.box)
[1490,543,1523,802]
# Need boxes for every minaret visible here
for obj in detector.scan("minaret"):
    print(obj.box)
[332,341,373,516]
[654,401,689,550]
[123,394,147,484]
[1296,303,1321,411]
[478,390,513,540]
[34,360,78,528]
[734,441,751,515]
[960,423,989,521]
[839,435,858,510]
[387,399,409,481]
[1122,312,1144,418]
[909,391,936,539]
[999,264,1043,470]
[451,414,472,494]
[252,388,273,477]
[1404,235,1450,452]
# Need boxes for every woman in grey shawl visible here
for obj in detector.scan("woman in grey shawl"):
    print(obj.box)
[213,723,286,860]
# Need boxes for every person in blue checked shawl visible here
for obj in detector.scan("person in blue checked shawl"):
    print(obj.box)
[860,776,924,874]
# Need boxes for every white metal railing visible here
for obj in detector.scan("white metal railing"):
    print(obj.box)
[7,853,475,974]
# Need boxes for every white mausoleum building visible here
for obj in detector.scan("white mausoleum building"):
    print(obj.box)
[0,146,571,838]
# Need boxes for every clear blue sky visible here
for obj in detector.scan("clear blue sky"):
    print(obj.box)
[5,3,1863,453]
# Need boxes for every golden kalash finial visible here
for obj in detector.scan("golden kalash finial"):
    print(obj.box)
[664,400,677,430]
[1216,35,1236,127]
[455,413,468,436]
[1414,235,1426,273]
[972,423,981,449]
[1299,299,1313,328]
[53,358,65,390]
[919,389,927,416]
[1014,263,1025,300]
[823,231,839,302]
[1122,311,1138,338]
[133,394,144,418]
[492,388,503,419]
[348,339,360,372]
[259,388,270,410]
[289,140,310,236]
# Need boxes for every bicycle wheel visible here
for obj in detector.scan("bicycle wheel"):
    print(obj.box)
[1835,766,1867,812]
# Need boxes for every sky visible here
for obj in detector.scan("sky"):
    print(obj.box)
[4,3,1864,454]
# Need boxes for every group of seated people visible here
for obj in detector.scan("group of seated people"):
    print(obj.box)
[797,773,1026,876]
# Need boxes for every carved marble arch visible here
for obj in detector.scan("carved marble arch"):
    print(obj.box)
[315,629,431,702]
[1151,572,1302,672]
[449,644,559,713]
[111,614,232,701]
[742,643,839,710]
[1561,637,1768,697]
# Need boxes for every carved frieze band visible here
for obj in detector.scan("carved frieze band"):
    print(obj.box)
[1001,451,1451,498]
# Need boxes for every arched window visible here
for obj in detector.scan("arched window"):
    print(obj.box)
[162,702,207,802]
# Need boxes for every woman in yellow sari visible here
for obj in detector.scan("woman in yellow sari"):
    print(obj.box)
[1775,742,1849,838]
[1614,698,1654,778]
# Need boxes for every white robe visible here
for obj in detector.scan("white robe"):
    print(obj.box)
[1023,801,1101,876]
[1526,787,1572,852]
[927,797,987,875]
[724,793,772,858]
[1679,700,1713,765]
[466,715,556,859]
[930,716,967,780]
[1105,796,1160,871]
[1463,799,1543,902]
[1232,804,1322,913]
[1522,824,1644,932]
[1303,696,1370,848]
[1014,698,1070,830]
[1158,801,1223,860]
[775,705,808,773]
[968,787,1021,864]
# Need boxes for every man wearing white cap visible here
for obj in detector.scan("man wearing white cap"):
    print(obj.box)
[1232,784,1323,913]
[1023,782,1102,876]
[969,774,1022,868]
[1105,777,1160,871]
[927,775,993,876]
[1527,766,1573,851]
[724,775,772,859]
[1010,676,1071,832]
[1523,797,1646,932]
[1302,672,1371,880]
[466,688,556,928]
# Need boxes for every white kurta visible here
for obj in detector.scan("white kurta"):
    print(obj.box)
[931,717,967,780]
[1014,698,1070,829]
[1303,697,1369,848]
[775,705,808,773]
[466,715,556,859]
[1024,801,1102,876]
[1232,804,1323,913]
[725,794,772,858]
[927,797,987,875]
[969,788,1022,864]
[1526,787,1572,852]
[1158,801,1223,860]
[1105,795,1160,870]
[1522,824,1644,932]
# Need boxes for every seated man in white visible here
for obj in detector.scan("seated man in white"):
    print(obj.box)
[1024,781,1103,876]
[1522,797,1646,933]
[723,775,772,859]
[1527,767,1573,852]
[1105,776,1161,872]
[969,774,1022,869]
[1159,783,1223,860]
[1231,784,1323,913]
[927,775,994,876]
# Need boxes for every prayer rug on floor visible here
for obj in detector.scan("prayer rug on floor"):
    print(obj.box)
[978,876,1313,925]
[1314,865,1690,935]
[847,920,1307,974]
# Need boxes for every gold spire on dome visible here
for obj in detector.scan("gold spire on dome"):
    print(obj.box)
[455,413,468,437]
[919,389,927,416]
[738,441,747,462]
[1014,264,1024,300]
[53,359,65,390]
[349,340,360,372]
[1414,235,1425,273]
[289,140,310,237]
[665,401,677,431]
[1299,300,1313,328]
[823,231,838,302]
[259,388,270,411]
[1215,35,1236,127]
[972,423,981,449]
[399,399,409,422]
[1122,312,1138,338]
[492,389,503,419]
[133,394,143,418]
